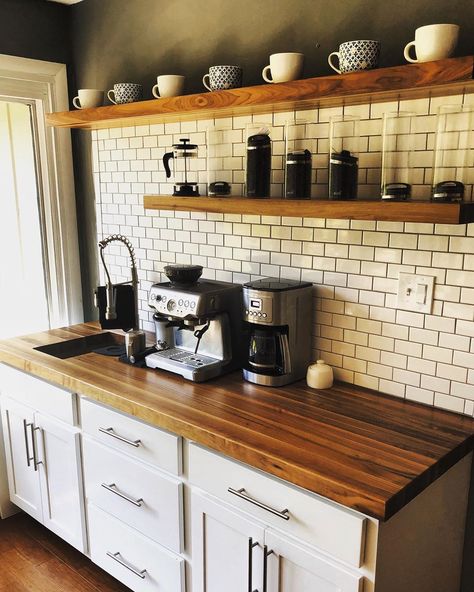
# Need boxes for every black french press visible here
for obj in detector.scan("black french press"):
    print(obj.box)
[163,138,200,197]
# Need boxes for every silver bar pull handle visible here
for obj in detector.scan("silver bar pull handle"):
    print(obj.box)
[99,427,141,447]
[101,483,143,507]
[23,420,33,467]
[228,487,290,521]
[248,537,259,592]
[263,546,274,592]
[106,551,147,579]
[32,426,43,471]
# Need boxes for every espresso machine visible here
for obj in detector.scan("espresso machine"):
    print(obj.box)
[145,265,243,382]
[242,278,313,386]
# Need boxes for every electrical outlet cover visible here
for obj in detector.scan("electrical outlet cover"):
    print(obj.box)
[397,273,435,313]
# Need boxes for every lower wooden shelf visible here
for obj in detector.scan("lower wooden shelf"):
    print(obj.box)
[143,196,474,224]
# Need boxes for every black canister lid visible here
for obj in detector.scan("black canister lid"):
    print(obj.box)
[330,149,358,165]
[286,149,312,163]
[243,277,312,292]
[247,133,271,148]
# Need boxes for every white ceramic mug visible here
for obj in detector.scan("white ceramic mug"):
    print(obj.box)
[72,89,104,109]
[152,75,185,98]
[262,52,304,83]
[404,24,459,63]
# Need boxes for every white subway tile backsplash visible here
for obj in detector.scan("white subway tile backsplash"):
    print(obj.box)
[94,96,474,415]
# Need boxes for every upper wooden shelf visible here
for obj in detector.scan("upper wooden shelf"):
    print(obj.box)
[143,196,474,224]
[47,56,474,130]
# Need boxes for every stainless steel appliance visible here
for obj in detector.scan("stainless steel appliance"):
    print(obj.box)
[145,277,243,382]
[243,278,312,386]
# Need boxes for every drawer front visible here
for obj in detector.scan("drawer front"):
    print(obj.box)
[80,397,181,475]
[0,364,76,424]
[83,437,183,553]
[88,504,184,592]
[189,443,366,568]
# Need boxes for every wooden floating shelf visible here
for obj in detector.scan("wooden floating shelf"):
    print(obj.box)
[47,56,474,130]
[143,196,474,225]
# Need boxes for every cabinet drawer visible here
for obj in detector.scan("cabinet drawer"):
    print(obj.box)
[88,504,184,592]
[0,364,76,424]
[83,437,183,553]
[80,398,181,475]
[189,443,366,568]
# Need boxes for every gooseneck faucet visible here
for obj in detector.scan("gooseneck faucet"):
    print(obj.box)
[98,234,139,330]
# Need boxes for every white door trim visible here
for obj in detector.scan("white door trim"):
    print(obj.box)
[0,54,83,326]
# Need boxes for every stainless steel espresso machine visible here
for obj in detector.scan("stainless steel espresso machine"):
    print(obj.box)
[243,278,313,386]
[145,265,243,382]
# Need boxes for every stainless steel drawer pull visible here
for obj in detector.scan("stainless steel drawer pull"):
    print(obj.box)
[228,487,290,521]
[106,551,147,579]
[101,482,143,507]
[99,427,141,447]
[32,426,43,471]
[22,420,33,467]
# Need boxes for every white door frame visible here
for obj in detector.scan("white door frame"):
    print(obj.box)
[0,54,83,326]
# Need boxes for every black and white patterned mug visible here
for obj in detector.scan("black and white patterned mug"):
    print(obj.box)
[107,83,143,104]
[328,40,381,74]
[202,65,243,91]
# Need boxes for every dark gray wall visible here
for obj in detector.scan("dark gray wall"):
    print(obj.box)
[0,0,70,64]
[71,0,473,95]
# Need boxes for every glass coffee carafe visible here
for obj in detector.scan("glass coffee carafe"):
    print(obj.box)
[163,138,200,196]
[247,326,290,376]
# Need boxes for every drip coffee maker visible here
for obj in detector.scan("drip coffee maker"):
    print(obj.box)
[163,138,200,196]
[242,278,312,387]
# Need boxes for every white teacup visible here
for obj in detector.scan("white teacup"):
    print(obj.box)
[262,52,304,83]
[72,89,104,109]
[404,24,459,63]
[152,75,185,98]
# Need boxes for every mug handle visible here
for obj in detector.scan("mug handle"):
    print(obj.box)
[72,96,82,109]
[107,89,117,104]
[328,52,341,74]
[404,40,418,63]
[262,65,273,83]
[202,74,212,91]
[152,84,160,99]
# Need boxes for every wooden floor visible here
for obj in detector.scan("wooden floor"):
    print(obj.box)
[0,512,130,591]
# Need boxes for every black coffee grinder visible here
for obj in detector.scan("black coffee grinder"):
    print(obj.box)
[285,149,312,199]
[163,138,200,197]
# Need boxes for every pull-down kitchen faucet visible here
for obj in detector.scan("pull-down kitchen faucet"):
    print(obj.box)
[98,234,139,328]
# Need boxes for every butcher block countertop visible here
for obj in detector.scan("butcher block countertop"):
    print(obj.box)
[0,322,473,521]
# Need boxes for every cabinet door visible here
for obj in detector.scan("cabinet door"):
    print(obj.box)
[192,491,265,592]
[264,530,363,592]
[0,397,42,520]
[35,412,86,552]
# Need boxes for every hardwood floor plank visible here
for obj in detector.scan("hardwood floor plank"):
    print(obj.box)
[0,514,130,592]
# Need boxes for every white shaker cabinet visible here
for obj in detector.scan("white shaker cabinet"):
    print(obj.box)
[0,364,86,553]
[191,491,265,592]
[1,397,42,522]
[264,529,362,592]
[191,490,362,592]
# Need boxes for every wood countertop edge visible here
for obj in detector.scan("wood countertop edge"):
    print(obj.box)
[0,330,473,522]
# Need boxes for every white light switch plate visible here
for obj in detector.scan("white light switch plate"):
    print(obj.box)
[397,273,435,313]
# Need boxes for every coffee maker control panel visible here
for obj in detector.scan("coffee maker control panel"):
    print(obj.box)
[243,294,273,323]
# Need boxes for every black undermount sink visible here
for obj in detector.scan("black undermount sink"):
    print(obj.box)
[34,332,125,359]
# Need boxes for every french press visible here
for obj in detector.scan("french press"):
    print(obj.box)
[162,138,200,197]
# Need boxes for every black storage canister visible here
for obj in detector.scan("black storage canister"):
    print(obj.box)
[285,149,312,199]
[246,133,271,198]
[329,149,358,200]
